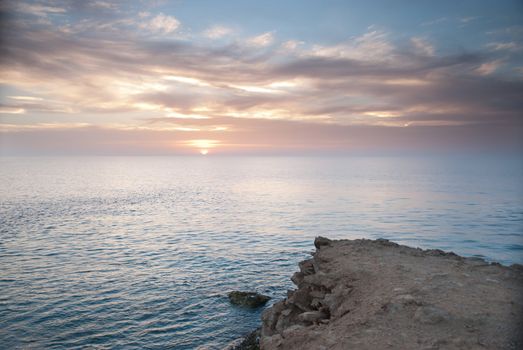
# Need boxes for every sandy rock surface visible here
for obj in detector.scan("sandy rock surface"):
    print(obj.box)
[260,238,523,350]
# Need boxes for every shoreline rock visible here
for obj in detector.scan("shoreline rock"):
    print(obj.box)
[228,291,271,308]
[227,328,260,350]
[260,237,523,349]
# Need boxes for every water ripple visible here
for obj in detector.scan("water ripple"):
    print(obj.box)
[1,156,522,349]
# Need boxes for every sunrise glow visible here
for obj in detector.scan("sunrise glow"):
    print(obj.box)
[0,1,521,155]
[1,2,522,350]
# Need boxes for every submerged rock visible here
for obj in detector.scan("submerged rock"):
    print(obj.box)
[228,291,271,308]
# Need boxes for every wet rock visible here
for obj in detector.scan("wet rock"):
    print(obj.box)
[228,291,271,308]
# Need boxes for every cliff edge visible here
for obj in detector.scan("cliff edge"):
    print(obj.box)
[260,238,523,350]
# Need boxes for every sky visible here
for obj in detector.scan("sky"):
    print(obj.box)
[1,0,522,155]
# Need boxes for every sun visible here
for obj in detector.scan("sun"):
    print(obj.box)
[181,139,218,155]
[184,139,218,155]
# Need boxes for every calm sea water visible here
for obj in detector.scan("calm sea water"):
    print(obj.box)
[1,156,522,349]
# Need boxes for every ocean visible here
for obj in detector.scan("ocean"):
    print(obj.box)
[1,155,522,349]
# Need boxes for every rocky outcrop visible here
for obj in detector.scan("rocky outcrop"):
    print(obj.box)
[229,291,271,308]
[227,329,260,350]
[260,237,523,349]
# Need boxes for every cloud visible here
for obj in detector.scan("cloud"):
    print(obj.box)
[8,96,44,101]
[281,40,304,51]
[459,16,480,24]
[309,31,396,62]
[140,13,180,34]
[203,25,234,39]
[0,5,522,154]
[421,17,448,26]
[14,3,66,17]
[0,18,513,128]
[486,42,522,52]
[246,32,274,47]
[1,120,521,155]
[410,37,435,56]
[89,1,118,10]
[0,107,25,114]
[475,60,503,75]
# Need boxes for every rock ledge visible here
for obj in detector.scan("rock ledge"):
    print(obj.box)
[261,238,523,349]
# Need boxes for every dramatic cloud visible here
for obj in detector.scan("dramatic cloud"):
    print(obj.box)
[0,0,522,155]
